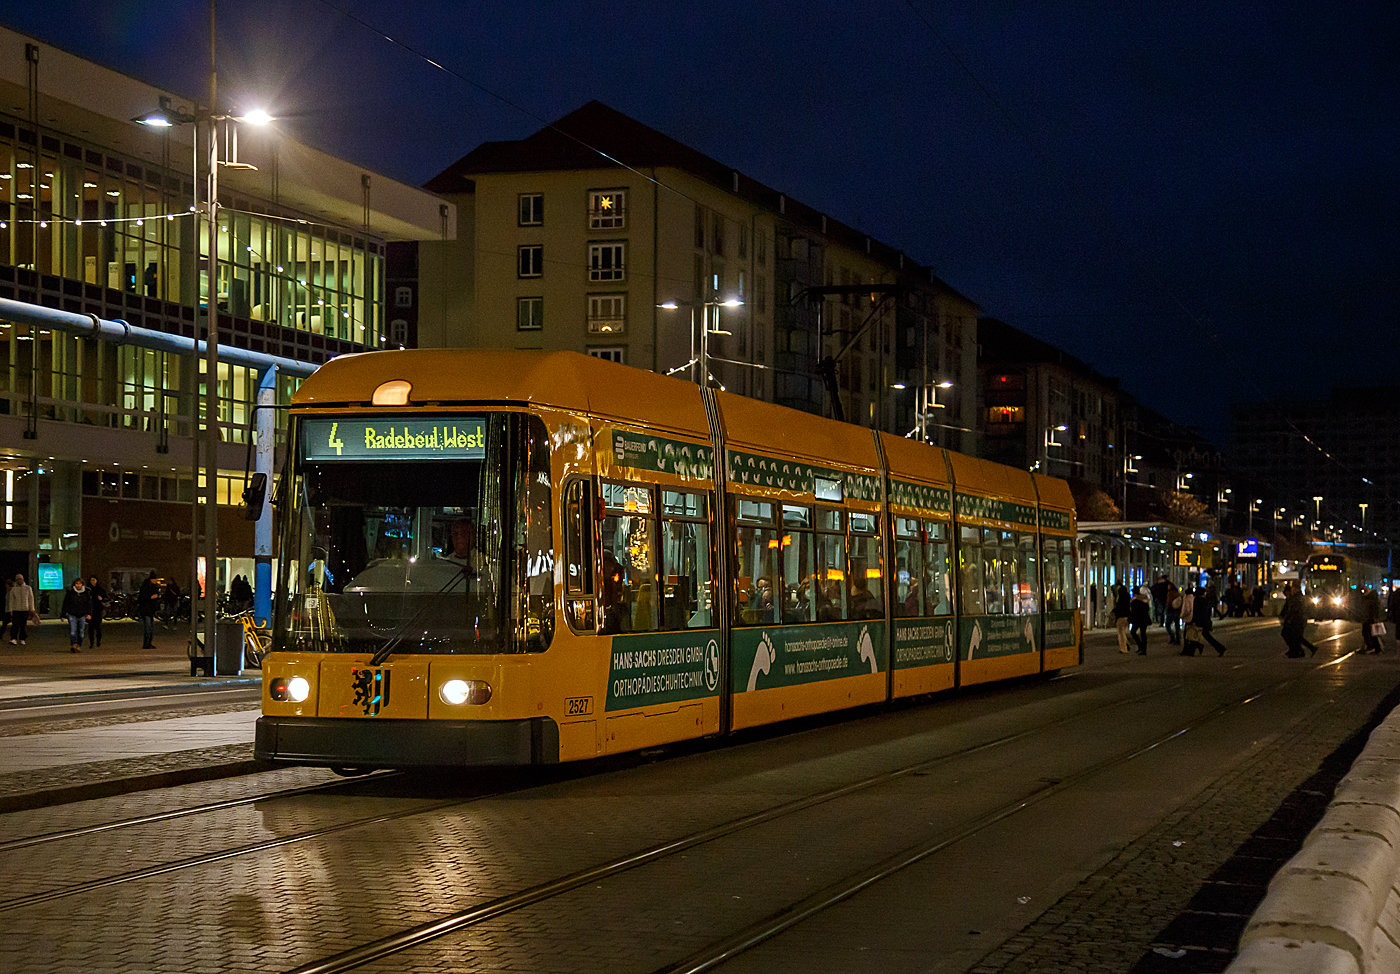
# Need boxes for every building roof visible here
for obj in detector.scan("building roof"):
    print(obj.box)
[977,317,1120,390]
[427,100,975,305]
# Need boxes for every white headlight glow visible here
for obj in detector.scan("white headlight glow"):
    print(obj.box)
[439,679,492,705]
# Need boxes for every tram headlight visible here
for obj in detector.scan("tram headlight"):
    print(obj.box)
[440,679,492,706]
[270,675,311,703]
[1311,596,1321,605]
[1332,595,1345,606]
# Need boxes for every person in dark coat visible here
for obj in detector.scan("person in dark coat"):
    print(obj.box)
[1279,582,1317,657]
[61,577,93,653]
[1361,587,1384,654]
[1150,574,1169,626]
[87,575,107,648]
[1193,583,1228,656]
[1128,587,1152,654]
[138,571,161,649]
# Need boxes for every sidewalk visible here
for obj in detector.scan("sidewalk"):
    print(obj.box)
[0,617,264,812]
[0,616,258,701]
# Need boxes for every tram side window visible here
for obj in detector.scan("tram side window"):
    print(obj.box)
[982,531,1006,614]
[661,490,713,629]
[1017,532,1039,615]
[959,526,986,615]
[848,511,883,619]
[927,521,953,616]
[1000,531,1017,614]
[1062,539,1079,610]
[1042,536,1063,611]
[735,499,779,626]
[814,507,847,621]
[563,480,593,596]
[599,482,659,634]
[780,505,816,623]
[563,479,595,632]
[515,416,555,648]
[894,517,923,618]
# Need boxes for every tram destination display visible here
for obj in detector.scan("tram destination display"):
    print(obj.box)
[301,416,486,461]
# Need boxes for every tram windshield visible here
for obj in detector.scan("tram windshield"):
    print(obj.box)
[276,412,553,655]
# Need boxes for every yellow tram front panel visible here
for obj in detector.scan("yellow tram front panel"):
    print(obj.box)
[879,432,957,699]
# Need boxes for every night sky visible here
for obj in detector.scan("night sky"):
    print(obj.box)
[4,1,1397,444]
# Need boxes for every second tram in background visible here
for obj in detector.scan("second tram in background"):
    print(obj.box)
[255,350,1081,772]
[1303,554,1386,619]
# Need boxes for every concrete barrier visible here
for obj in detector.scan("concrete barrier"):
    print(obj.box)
[1227,715,1400,973]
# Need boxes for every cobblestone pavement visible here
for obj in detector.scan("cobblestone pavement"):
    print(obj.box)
[969,673,1398,974]
[0,742,258,809]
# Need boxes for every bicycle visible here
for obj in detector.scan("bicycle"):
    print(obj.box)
[227,608,270,668]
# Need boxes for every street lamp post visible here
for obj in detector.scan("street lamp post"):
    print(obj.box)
[137,3,272,668]
[1359,502,1368,538]
[1312,495,1323,535]
[658,297,746,389]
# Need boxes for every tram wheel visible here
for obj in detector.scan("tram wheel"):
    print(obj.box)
[331,766,372,777]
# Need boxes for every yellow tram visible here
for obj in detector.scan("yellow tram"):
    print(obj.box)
[254,350,1080,770]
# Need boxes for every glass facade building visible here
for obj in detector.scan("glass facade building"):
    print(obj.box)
[0,30,448,602]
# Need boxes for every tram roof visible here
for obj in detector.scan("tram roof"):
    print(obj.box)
[292,350,710,437]
[1031,473,1075,512]
[945,451,1038,506]
[716,390,880,471]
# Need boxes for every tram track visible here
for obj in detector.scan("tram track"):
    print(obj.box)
[0,772,396,853]
[280,647,1360,974]
[2,629,1361,966]
[0,676,1179,920]
[273,663,1332,974]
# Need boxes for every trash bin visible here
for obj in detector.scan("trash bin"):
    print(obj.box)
[189,622,244,677]
[215,621,244,676]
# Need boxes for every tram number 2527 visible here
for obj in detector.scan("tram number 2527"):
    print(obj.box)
[566,697,594,717]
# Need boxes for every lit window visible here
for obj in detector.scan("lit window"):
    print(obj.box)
[589,189,626,230]
[588,294,625,333]
[589,347,624,363]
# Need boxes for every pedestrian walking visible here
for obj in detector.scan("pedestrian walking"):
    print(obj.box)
[1179,588,1201,655]
[1129,587,1152,654]
[1150,574,1169,627]
[1193,583,1228,656]
[138,571,161,648]
[1164,579,1183,645]
[1361,586,1384,654]
[7,572,35,645]
[1112,585,1131,654]
[1279,582,1317,657]
[62,576,92,653]
[87,575,107,648]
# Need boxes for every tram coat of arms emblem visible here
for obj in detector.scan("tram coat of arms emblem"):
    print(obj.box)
[352,668,391,716]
